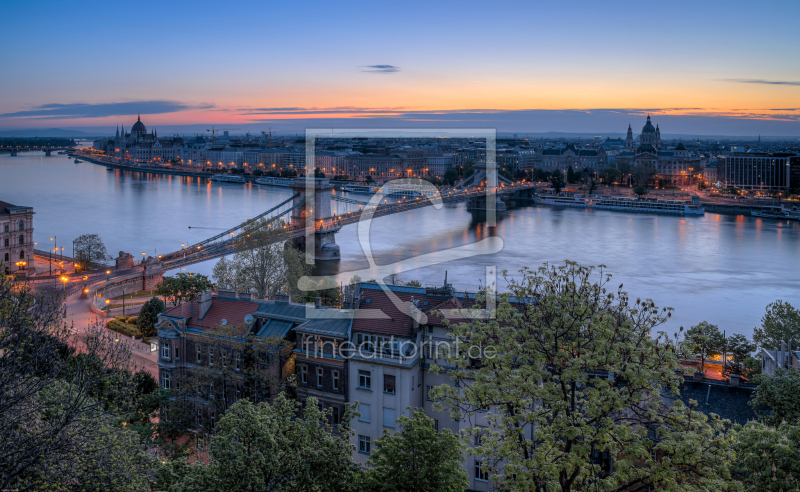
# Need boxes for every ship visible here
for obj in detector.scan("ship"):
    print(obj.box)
[255,177,295,187]
[536,193,705,216]
[210,174,245,183]
[751,206,800,221]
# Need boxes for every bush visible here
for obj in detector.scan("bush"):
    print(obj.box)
[106,319,142,338]
[137,297,166,338]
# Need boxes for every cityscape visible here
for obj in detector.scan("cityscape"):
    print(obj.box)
[1,0,800,490]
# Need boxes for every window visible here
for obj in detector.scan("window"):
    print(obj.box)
[358,435,371,454]
[17,220,23,232]
[3,253,7,262]
[196,345,201,363]
[358,370,371,389]
[383,408,396,428]
[3,224,7,233]
[332,370,339,391]
[196,407,202,426]
[174,347,179,359]
[235,386,241,401]
[19,251,23,259]
[3,238,8,247]
[475,460,489,481]
[162,373,171,389]
[359,403,370,422]
[301,365,308,384]
[426,385,434,401]
[161,340,171,359]
[316,367,323,387]
[434,419,439,432]
[383,374,396,394]
[18,235,23,245]
[332,406,340,424]
[235,352,241,370]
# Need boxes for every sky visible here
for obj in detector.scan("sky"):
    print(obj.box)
[1,0,800,136]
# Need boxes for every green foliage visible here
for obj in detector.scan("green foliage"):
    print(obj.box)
[584,178,599,194]
[633,162,656,186]
[684,321,725,373]
[753,300,800,350]
[360,409,467,492]
[566,166,577,183]
[600,166,620,184]
[731,421,800,491]
[549,172,566,193]
[156,272,213,306]
[404,279,422,287]
[314,167,326,178]
[751,369,800,427]
[106,317,142,338]
[0,276,154,490]
[723,334,757,378]
[443,167,458,185]
[430,261,739,492]
[73,233,112,268]
[163,396,357,492]
[633,184,648,196]
[136,296,166,337]
[534,169,551,181]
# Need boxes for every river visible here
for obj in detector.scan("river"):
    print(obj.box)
[1,151,799,338]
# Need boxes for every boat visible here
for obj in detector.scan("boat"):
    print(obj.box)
[74,159,82,163]
[341,184,379,194]
[536,193,705,216]
[256,177,295,187]
[751,206,800,221]
[210,174,245,183]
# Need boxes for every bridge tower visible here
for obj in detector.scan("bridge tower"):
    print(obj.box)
[10,147,17,156]
[289,177,341,261]
[45,147,51,156]
[466,160,507,211]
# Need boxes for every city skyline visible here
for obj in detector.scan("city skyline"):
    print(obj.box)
[2,0,800,135]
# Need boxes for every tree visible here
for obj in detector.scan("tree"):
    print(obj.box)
[584,178,598,195]
[405,279,422,287]
[566,166,577,184]
[443,167,458,186]
[360,409,467,492]
[633,162,656,187]
[753,300,800,350]
[549,172,565,194]
[164,396,357,492]
[73,233,111,269]
[731,421,800,491]
[617,161,632,185]
[156,272,213,306]
[633,184,648,196]
[386,273,402,286]
[137,296,166,337]
[534,169,551,182]
[314,167,326,178]
[750,369,800,427]
[684,321,725,374]
[600,166,620,184]
[0,276,152,490]
[430,261,738,492]
[723,333,757,378]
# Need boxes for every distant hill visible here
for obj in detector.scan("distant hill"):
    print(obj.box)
[0,128,100,138]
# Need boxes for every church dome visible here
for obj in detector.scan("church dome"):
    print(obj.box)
[675,140,686,151]
[641,115,656,134]
[131,115,146,135]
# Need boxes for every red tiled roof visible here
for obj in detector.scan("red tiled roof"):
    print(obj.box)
[163,298,260,331]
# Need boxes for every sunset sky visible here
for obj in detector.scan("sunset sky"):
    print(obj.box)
[2,0,799,135]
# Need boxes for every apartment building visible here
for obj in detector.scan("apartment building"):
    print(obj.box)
[0,200,34,275]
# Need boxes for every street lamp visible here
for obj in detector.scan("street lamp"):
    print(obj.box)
[106,270,111,281]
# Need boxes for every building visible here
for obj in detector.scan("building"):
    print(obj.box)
[496,148,539,173]
[112,114,183,164]
[424,153,454,178]
[0,200,34,275]
[345,154,405,180]
[616,117,705,186]
[718,150,794,190]
[182,136,208,167]
[313,151,348,176]
[540,144,605,174]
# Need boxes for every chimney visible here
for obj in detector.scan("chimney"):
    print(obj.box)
[274,293,291,303]
[238,291,253,301]
[198,290,213,320]
[315,297,322,309]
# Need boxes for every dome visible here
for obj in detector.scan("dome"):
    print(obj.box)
[675,140,686,151]
[641,115,656,134]
[131,115,147,135]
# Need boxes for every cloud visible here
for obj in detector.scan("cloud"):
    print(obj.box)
[723,79,800,86]
[360,65,400,73]
[0,100,209,119]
